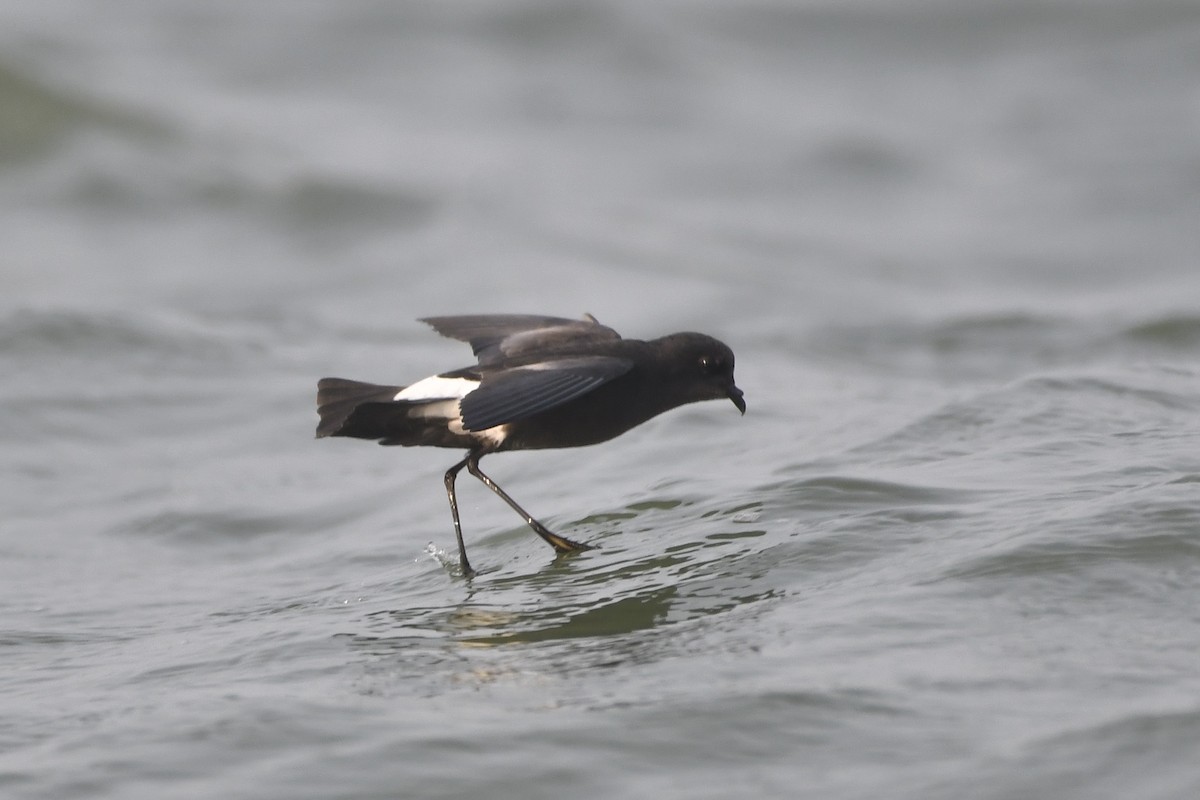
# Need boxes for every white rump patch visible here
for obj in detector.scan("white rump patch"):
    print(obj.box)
[394,375,479,402]
[394,374,507,447]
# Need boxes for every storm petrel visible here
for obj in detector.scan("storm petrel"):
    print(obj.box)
[316,313,745,574]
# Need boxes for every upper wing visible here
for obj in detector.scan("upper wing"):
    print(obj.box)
[420,314,621,365]
[459,356,633,431]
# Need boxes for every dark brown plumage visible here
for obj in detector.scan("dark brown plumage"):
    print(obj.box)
[317,313,744,574]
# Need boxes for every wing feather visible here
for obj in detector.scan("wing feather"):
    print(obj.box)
[420,314,620,364]
[459,356,632,431]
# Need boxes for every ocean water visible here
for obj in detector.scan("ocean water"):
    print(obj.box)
[2,1,1200,798]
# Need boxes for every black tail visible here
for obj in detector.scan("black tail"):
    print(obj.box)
[315,378,405,439]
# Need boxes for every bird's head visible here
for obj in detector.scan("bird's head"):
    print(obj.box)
[656,333,746,415]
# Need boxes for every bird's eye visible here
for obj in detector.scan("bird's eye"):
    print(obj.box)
[698,355,722,375]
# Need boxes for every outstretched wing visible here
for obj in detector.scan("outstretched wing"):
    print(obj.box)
[459,356,632,431]
[420,313,621,365]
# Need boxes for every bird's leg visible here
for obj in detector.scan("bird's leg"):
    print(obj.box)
[466,453,594,554]
[443,454,475,575]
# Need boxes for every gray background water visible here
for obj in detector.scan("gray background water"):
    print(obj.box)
[3,1,1199,798]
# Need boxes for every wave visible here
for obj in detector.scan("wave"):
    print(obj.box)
[844,362,1199,465]
[0,306,254,365]
[1120,314,1200,348]
[803,312,1200,381]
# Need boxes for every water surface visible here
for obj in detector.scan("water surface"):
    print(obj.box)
[2,1,1199,798]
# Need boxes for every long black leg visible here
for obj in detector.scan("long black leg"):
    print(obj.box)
[466,452,594,554]
[443,453,475,575]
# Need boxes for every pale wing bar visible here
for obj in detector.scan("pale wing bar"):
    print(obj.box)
[460,356,632,431]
